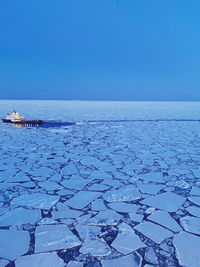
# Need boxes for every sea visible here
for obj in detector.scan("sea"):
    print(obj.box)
[0,100,200,266]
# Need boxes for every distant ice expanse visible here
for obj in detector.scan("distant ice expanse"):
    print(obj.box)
[1,101,200,266]
[1,100,200,121]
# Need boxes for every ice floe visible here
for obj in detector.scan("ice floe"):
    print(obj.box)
[173,231,200,267]
[129,213,144,223]
[87,210,122,226]
[15,252,65,267]
[141,192,185,212]
[67,261,83,267]
[136,182,164,195]
[101,252,142,267]
[0,229,30,260]
[92,199,107,211]
[75,224,101,240]
[103,185,141,202]
[61,163,78,175]
[134,221,174,244]
[111,222,146,254]
[180,216,200,235]
[136,172,165,183]
[144,247,158,265]
[0,259,9,267]
[61,178,92,190]
[0,207,41,226]
[188,196,200,206]
[186,206,200,217]
[38,181,63,191]
[190,186,200,195]
[52,209,83,219]
[147,210,182,232]
[65,191,102,209]
[80,238,111,256]
[108,202,139,213]
[11,193,59,209]
[35,225,81,253]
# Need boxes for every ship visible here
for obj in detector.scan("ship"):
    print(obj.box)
[2,111,43,125]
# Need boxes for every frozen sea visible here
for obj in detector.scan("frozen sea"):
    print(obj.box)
[1,101,200,266]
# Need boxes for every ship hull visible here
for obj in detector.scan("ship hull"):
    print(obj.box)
[2,119,43,124]
[2,119,12,123]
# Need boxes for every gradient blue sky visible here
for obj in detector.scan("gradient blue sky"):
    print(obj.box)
[0,0,200,100]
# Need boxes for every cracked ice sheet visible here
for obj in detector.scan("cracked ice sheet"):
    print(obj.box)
[0,230,30,260]
[11,193,60,209]
[173,231,200,267]
[103,185,141,202]
[15,252,65,267]
[147,210,182,233]
[65,191,102,209]
[111,222,146,254]
[134,222,174,244]
[141,192,185,212]
[35,225,81,253]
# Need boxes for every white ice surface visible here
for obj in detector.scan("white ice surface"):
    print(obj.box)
[11,193,59,209]
[147,210,182,232]
[65,191,102,209]
[111,222,146,254]
[186,206,200,217]
[61,179,92,190]
[180,216,200,235]
[15,252,65,267]
[173,231,200,267]
[80,238,111,256]
[141,192,185,212]
[134,222,174,244]
[35,225,81,253]
[87,209,122,226]
[101,253,142,267]
[108,202,139,213]
[67,261,83,267]
[0,230,30,260]
[136,183,164,195]
[188,196,200,206]
[103,185,141,202]
[136,172,165,183]
[0,207,41,226]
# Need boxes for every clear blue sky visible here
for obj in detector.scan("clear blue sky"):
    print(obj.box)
[0,0,200,100]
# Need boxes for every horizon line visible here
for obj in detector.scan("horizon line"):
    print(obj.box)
[1,99,200,102]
